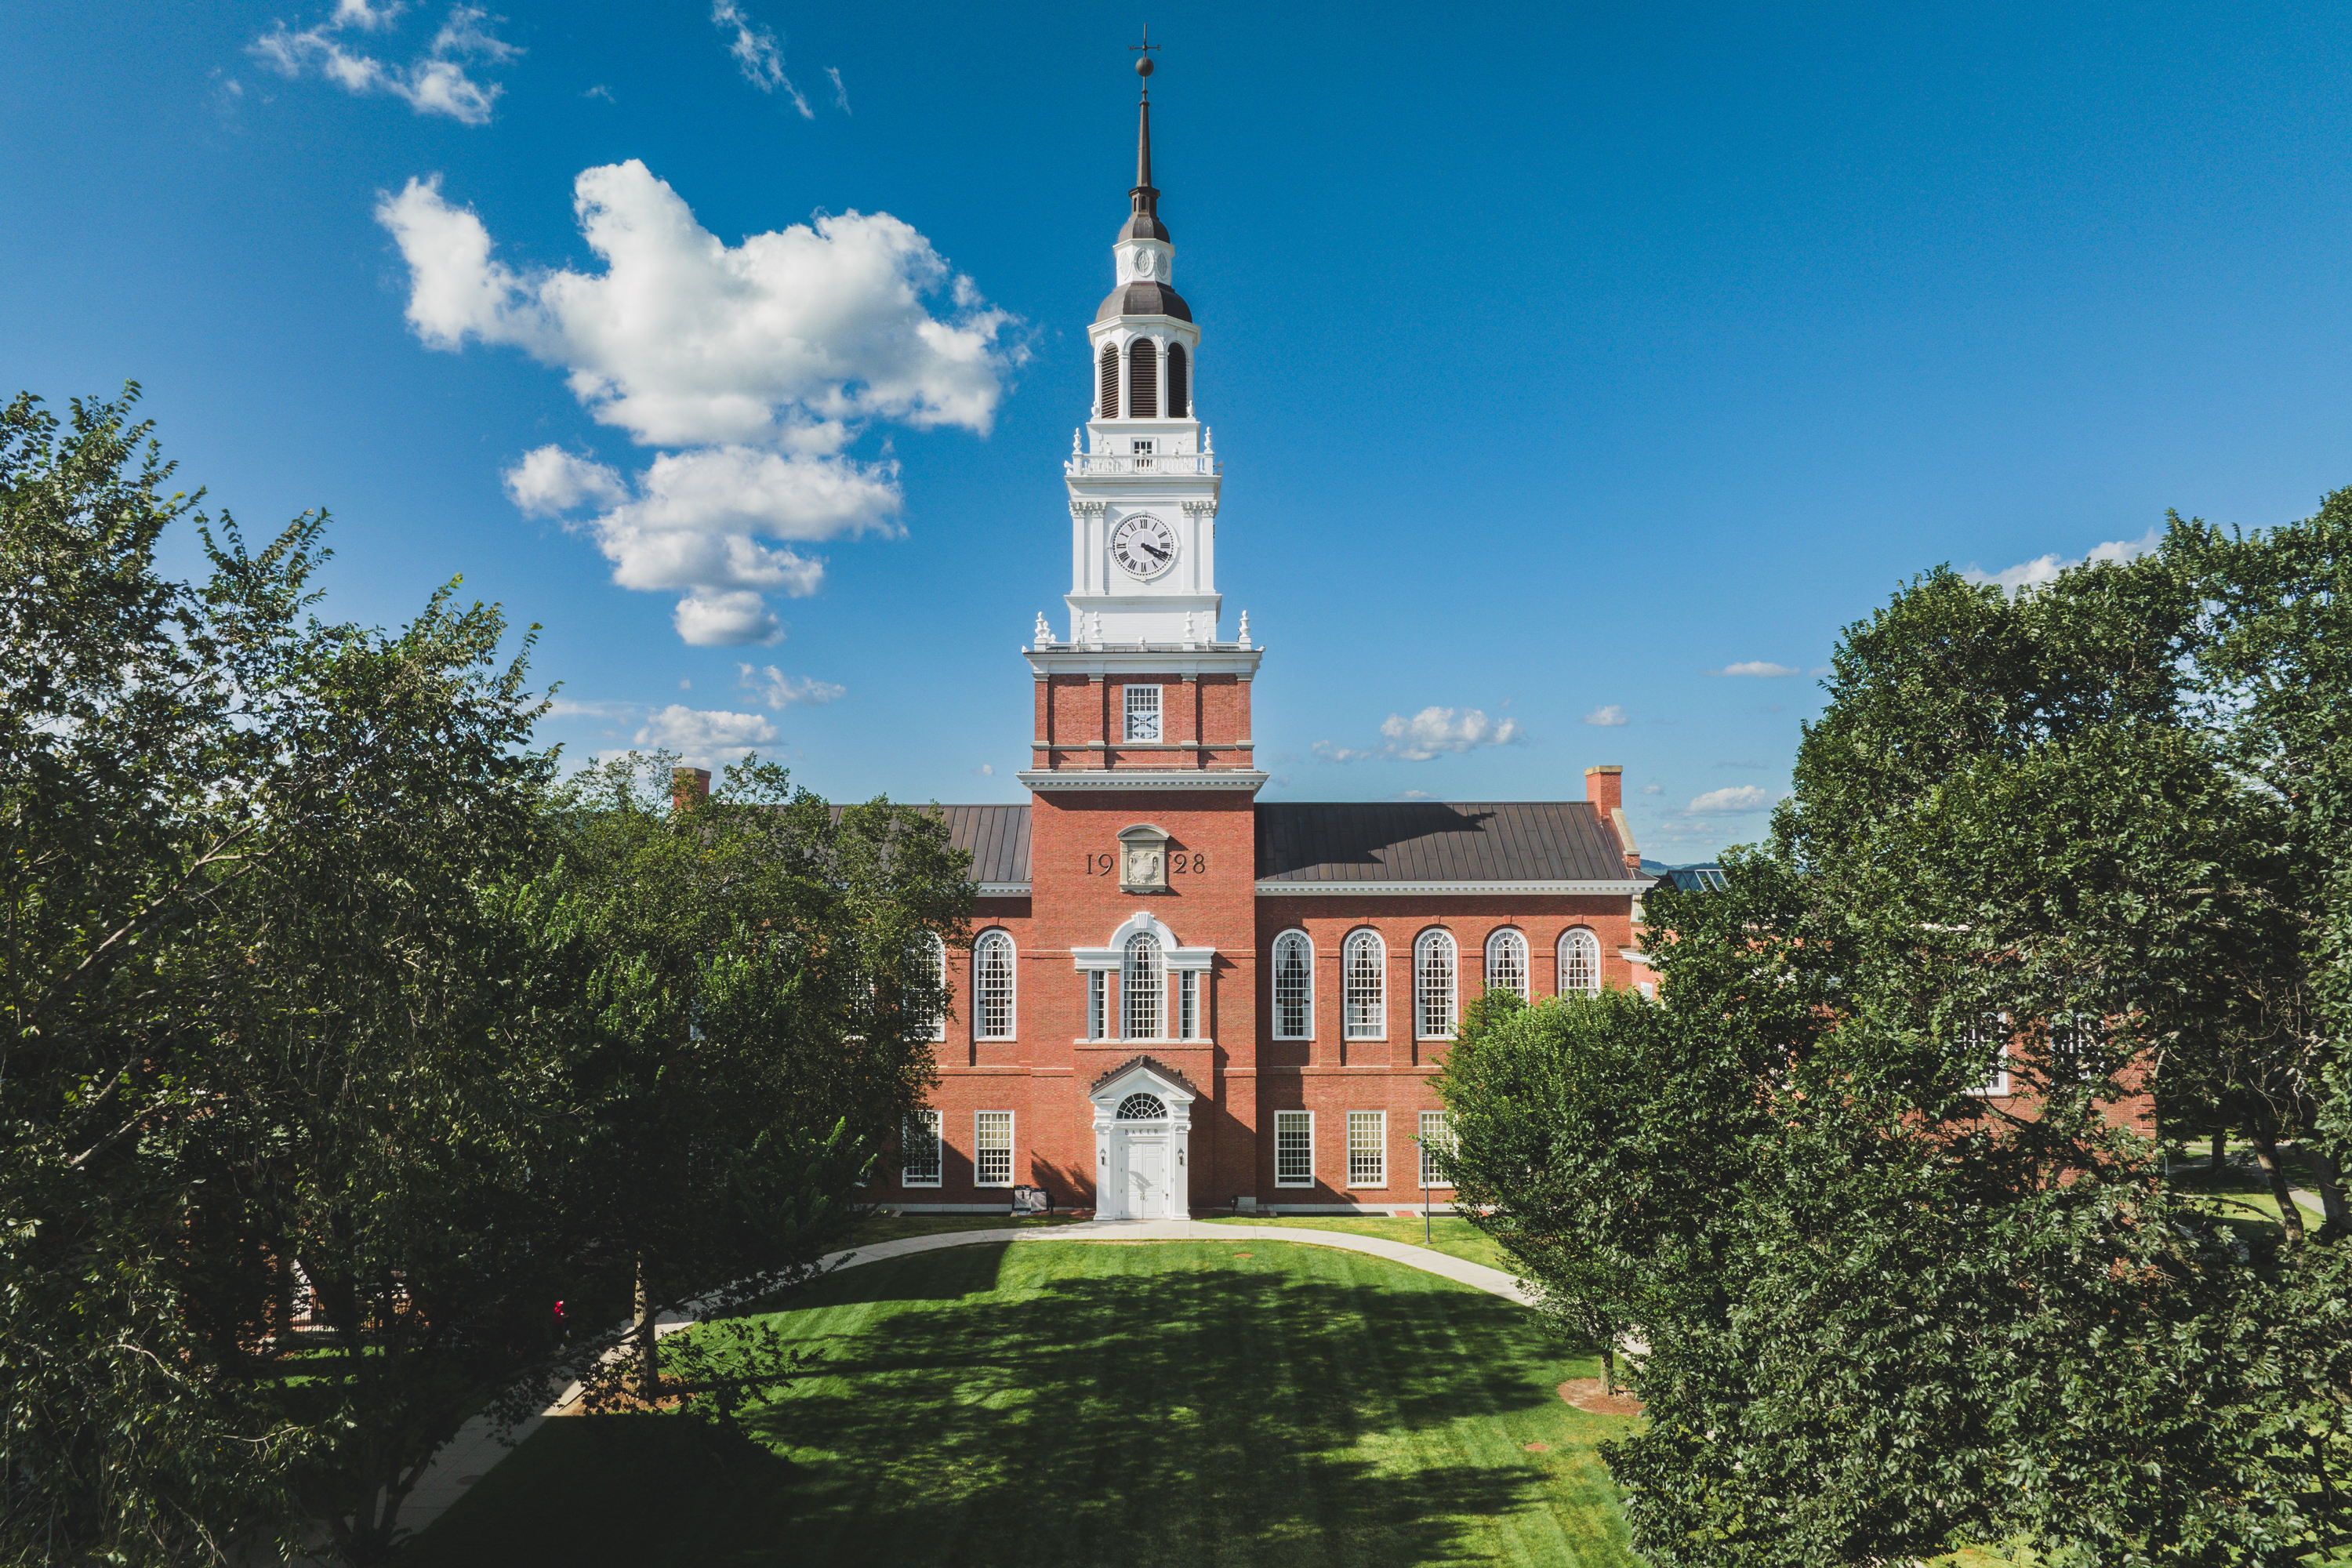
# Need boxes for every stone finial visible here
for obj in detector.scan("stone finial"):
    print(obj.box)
[1073,427,1083,455]
[1034,612,1054,646]
[1203,426,1214,455]
[1087,610,1102,645]
[1182,610,1196,644]
[1237,611,1251,648]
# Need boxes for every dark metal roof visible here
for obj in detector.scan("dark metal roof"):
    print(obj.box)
[923,804,1032,885]
[1097,281,1193,323]
[1253,801,1639,885]
[1088,1053,1200,1096]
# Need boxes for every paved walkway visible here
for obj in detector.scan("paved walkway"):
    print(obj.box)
[396,1220,1537,1541]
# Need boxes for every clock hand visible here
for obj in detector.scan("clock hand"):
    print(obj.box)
[1142,541,1170,561]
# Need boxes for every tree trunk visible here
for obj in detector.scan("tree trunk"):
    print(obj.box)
[2303,1145,2351,1237]
[633,1256,661,1403]
[2250,1131,2307,1250]
[1602,1342,1617,1397]
[2210,1127,2227,1175]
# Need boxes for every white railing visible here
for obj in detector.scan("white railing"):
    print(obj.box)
[1064,453,1219,477]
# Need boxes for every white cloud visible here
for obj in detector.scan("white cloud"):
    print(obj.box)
[711,0,811,117]
[1315,706,1524,764]
[1707,661,1800,678]
[380,160,1018,643]
[1582,704,1628,727]
[376,163,1017,445]
[1395,789,1437,800]
[1685,785,1781,815]
[251,2,516,125]
[1962,528,2161,595]
[972,763,993,776]
[738,664,844,707]
[826,65,850,113]
[1641,784,1664,795]
[633,704,777,765]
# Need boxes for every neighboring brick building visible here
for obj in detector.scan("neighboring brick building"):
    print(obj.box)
[886,64,1654,1215]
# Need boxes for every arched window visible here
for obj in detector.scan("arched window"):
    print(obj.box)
[1272,929,1312,1040]
[1343,929,1385,1040]
[975,930,1016,1039]
[1166,343,1188,418]
[1415,930,1458,1039]
[1122,931,1163,1040]
[1484,928,1528,1001]
[1116,1092,1167,1120]
[925,932,947,1042]
[1097,343,1120,418]
[1558,927,1601,997]
[1127,338,1159,419]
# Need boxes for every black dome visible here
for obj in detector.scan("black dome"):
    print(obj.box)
[1096,281,1192,323]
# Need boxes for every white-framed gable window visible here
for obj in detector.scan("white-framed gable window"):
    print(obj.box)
[1484,928,1529,1001]
[1275,1109,1313,1186]
[1962,1015,2009,1096]
[1347,1110,1386,1189]
[1418,1109,1455,1189]
[902,1108,942,1188]
[1272,929,1313,1040]
[1122,932,1163,1040]
[924,932,947,1042]
[1415,929,1457,1040]
[1343,929,1385,1040]
[975,930,1016,1040]
[1124,684,1162,742]
[974,1110,1014,1186]
[1558,927,1601,997]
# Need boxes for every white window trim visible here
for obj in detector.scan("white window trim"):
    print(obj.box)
[1178,969,1199,1039]
[1275,1109,1314,1188]
[974,1109,1015,1188]
[1417,1109,1454,1189]
[1124,683,1163,743]
[1272,928,1314,1041]
[974,929,1017,1040]
[1121,931,1164,1041]
[1484,927,1529,1001]
[902,1107,942,1188]
[926,933,948,1043]
[1088,970,1108,1040]
[1964,1016,2010,1096]
[1343,928,1386,1040]
[1415,929,1458,1041]
[1557,927,1601,998]
[1347,1109,1387,1189]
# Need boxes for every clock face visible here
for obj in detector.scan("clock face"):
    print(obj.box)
[1111,514,1177,579]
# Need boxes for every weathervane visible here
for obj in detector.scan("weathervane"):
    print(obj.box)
[1131,24,1158,89]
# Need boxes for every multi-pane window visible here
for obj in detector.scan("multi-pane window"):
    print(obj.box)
[1415,930,1457,1039]
[1344,930,1385,1039]
[1088,970,1108,1040]
[924,933,947,1043]
[1123,932,1163,1040]
[1962,1016,2009,1095]
[1272,930,1313,1040]
[1275,1110,1313,1187]
[1178,969,1199,1039]
[1418,1109,1455,1189]
[1347,1110,1386,1189]
[975,931,1015,1039]
[1558,927,1601,997]
[902,1108,942,1187]
[1124,684,1162,742]
[974,1111,1014,1187]
[2051,1013,2100,1082]
[1484,929,1528,1000]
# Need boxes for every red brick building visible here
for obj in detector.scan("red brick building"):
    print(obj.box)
[886,67,1655,1215]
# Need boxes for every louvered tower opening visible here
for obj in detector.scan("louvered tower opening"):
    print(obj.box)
[1127,339,1158,419]
[1097,343,1120,418]
[1165,343,1188,418]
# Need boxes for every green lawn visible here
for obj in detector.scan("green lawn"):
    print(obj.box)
[405,1240,1637,1567]
[1199,1213,1515,1273]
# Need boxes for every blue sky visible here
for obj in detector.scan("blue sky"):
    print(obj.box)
[7,2,2351,858]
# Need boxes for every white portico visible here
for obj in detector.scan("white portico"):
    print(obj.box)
[1088,1055,1198,1221]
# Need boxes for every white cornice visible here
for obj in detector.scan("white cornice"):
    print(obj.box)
[1019,769,1269,792]
[975,884,1032,898]
[1022,646,1263,680]
[1254,880,1651,898]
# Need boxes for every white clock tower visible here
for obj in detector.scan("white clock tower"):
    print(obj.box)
[1054,54,1225,651]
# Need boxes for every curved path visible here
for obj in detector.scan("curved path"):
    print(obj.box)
[398,1220,1535,1541]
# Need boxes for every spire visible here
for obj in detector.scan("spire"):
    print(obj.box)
[1135,68,1153,191]
[1120,31,1167,243]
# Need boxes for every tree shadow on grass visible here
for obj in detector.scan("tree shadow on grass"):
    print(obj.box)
[407,1243,1605,1568]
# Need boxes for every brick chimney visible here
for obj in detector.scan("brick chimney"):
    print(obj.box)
[671,767,712,813]
[1587,764,1641,872]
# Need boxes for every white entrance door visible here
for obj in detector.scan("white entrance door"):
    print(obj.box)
[1127,1135,1166,1218]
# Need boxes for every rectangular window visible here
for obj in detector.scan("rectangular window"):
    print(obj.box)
[1123,945,1162,1040]
[1348,1111,1386,1189]
[974,1111,1014,1187]
[1131,438,1154,455]
[1088,971,1107,1040]
[1963,1016,2009,1096]
[1275,1110,1313,1187]
[1124,684,1162,742]
[1418,1110,1454,1189]
[1178,970,1198,1039]
[902,1108,942,1188]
